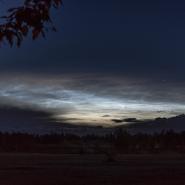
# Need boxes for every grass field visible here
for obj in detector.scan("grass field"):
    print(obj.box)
[0,153,184,185]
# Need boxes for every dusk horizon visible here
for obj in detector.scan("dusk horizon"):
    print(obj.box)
[1,1,185,133]
[1,1,185,185]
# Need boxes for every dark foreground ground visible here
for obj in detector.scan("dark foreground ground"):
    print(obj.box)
[0,154,184,185]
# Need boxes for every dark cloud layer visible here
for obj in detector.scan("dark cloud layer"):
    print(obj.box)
[0,105,77,133]
[0,105,53,133]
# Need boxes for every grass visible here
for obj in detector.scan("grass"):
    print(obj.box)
[0,153,184,185]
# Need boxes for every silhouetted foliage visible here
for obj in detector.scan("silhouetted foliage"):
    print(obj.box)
[0,0,62,47]
[0,130,185,154]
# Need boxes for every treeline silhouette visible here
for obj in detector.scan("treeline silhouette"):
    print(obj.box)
[0,129,185,154]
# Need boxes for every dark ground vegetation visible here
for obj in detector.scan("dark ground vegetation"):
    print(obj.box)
[0,130,185,185]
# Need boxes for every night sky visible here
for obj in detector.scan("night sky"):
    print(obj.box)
[0,0,185,132]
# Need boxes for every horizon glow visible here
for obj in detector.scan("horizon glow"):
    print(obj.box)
[0,75,185,127]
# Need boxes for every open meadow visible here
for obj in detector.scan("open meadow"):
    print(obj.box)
[0,153,184,185]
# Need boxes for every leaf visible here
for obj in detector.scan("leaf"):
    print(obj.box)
[20,26,29,36]
[32,28,42,40]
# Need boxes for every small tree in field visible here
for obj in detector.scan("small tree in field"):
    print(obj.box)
[0,0,62,47]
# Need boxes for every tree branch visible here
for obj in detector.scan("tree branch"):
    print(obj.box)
[0,0,62,47]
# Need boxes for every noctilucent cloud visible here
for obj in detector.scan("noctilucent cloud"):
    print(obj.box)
[0,74,185,126]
